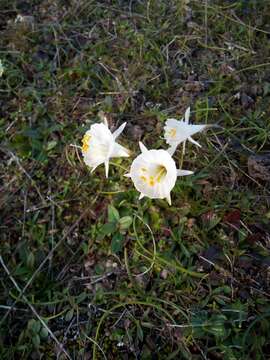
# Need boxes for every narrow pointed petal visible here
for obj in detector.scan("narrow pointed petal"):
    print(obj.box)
[139,142,148,153]
[124,173,131,178]
[103,117,109,127]
[184,107,190,123]
[99,112,109,127]
[139,193,145,200]
[91,165,98,173]
[105,160,109,178]
[110,142,130,157]
[112,122,126,139]
[177,169,194,176]
[167,144,177,156]
[166,193,172,206]
[188,136,201,147]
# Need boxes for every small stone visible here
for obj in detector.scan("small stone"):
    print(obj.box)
[160,269,168,279]
[241,93,254,109]
[248,154,270,181]
[130,124,144,140]
[14,14,35,31]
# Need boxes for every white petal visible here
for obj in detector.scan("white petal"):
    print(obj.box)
[124,173,131,178]
[166,193,171,205]
[91,165,98,173]
[129,149,177,201]
[188,136,201,147]
[105,160,109,178]
[167,144,177,156]
[82,121,130,178]
[99,111,109,127]
[184,107,190,123]
[103,117,109,127]
[112,122,126,139]
[83,153,105,170]
[139,142,148,153]
[164,115,207,147]
[177,169,194,176]
[91,123,112,140]
[188,124,207,136]
[165,118,179,127]
[110,142,129,158]
[139,193,145,200]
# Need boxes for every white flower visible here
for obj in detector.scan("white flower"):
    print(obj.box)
[81,120,129,177]
[125,142,193,205]
[164,107,208,154]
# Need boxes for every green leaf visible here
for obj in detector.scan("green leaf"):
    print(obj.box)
[111,233,124,253]
[205,314,227,338]
[32,334,40,347]
[212,285,232,295]
[65,308,74,322]
[27,319,36,331]
[108,205,120,223]
[40,327,49,339]
[46,140,57,151]
[76,292,87,304]
[11,134,31,158]
[136,321,144,341]
[101,223,116,235]
[98,222,118,240]
[81,242,88,255]
[26,252,35,269]
[119,216,133,230]
[100,222,117,236]
[33,321,41,333]
[27,319,41,333]
[191,310,208,338]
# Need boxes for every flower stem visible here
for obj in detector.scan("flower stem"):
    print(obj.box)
[179,140,186,169]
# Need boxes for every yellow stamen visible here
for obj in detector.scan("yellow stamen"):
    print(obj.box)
[169,128,177,138]
[156,167,167,183]
[139,166,167,187]
[82,134,91,152]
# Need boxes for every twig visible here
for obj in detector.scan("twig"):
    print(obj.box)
[0,305,28,312]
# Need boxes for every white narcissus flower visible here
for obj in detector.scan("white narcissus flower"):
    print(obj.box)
[164,107,208,154]
[81,121,129,177]
[126,142,193,205]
